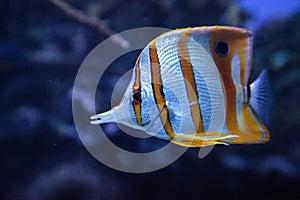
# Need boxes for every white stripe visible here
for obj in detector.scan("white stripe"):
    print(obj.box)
[155,33,195,134]
[231,54,244,130]
[245,34,253,86]
[139,45,168,139]
[188,34,226,133]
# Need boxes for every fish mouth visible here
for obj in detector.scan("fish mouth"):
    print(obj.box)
[90,104,166,132]
[90,110,115,125]
[90,109,155,130]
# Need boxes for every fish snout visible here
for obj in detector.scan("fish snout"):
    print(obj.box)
[90,110,115,125]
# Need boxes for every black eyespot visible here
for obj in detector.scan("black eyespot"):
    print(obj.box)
[132,90,142,103]
[214,41,229,57]
[246,84,251,102]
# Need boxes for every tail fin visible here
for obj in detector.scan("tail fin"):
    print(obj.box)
[249,70,272,127]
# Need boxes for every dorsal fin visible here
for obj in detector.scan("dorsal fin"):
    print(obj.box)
[249,70,272,127]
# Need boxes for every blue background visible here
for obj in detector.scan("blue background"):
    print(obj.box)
[0,0,299,199]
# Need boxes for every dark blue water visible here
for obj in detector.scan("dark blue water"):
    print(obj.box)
[1,0,299,199]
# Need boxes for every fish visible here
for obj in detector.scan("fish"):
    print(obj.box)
[90,26,272,147]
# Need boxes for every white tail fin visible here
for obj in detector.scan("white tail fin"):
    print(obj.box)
[249,70,272,126]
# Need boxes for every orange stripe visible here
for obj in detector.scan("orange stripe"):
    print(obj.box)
[207,28,268,143]
[208,30,239,134]
[235,33,269,142]
[149,41,175,138]
[237,35,248,102]
[133,55,141,89]
[178,33,204,133]
[241,105,270,143]
[132,55,142,126]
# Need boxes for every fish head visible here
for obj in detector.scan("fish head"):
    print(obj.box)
[90,64,161,132]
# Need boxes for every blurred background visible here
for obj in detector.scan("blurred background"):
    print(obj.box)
[1,0,300,199]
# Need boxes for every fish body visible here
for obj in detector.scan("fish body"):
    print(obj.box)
[91,26,272,147]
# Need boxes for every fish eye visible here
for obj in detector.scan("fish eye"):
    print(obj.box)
[214,41,229,57]
[132,88,142,104]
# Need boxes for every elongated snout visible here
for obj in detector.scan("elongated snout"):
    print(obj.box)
[90,109,115,125]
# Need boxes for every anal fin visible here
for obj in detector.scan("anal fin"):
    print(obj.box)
[171,132,238,147]
[227,104,270,144]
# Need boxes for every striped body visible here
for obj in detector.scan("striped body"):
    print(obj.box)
[91,26,271,147]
